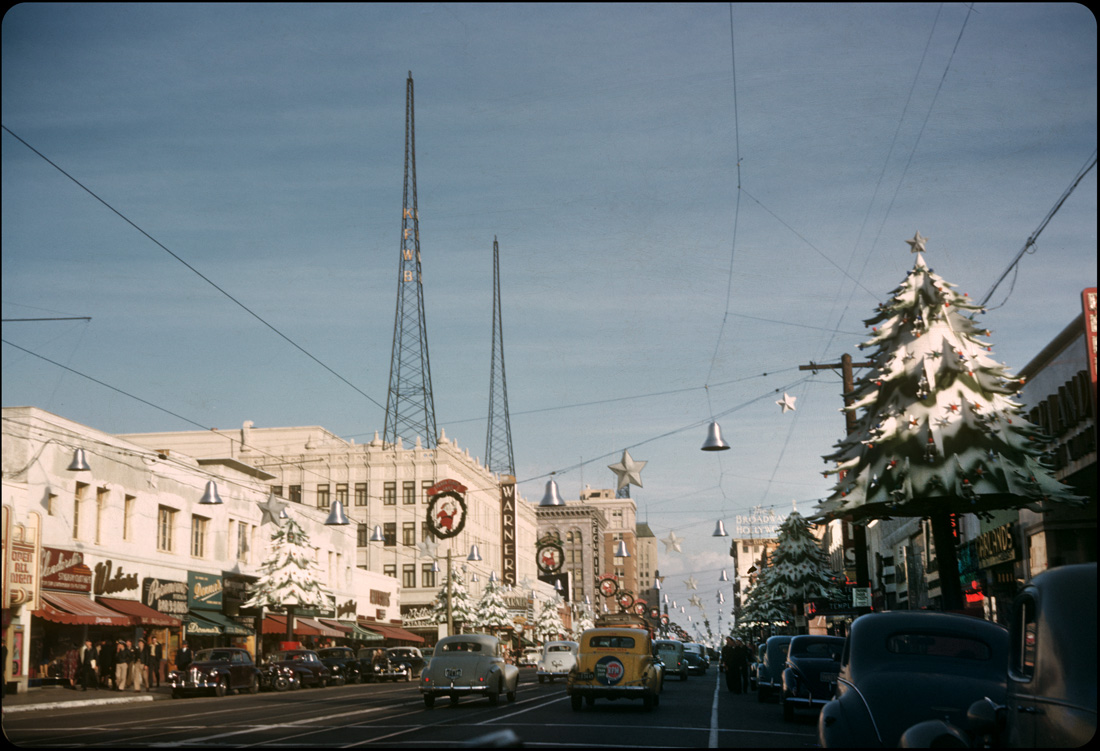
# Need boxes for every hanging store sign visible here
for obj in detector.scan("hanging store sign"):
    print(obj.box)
[40,547,91,593]
[976,524,1017,569]
[188,571,223,610]
[92,559,139,597]
[143,577,188,617]
[426,479,468,539]
[500,478,517,586]
[4,507,42,610]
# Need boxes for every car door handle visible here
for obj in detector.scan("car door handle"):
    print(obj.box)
[1016,705,1040,714]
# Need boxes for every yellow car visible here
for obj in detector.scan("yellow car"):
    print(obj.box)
[567,627,663,711]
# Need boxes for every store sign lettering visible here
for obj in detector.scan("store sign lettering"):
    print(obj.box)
[93,560,139,596]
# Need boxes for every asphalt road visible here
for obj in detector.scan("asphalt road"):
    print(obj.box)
[3,669,820,748]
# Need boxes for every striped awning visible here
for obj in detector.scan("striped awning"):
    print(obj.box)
[187,609,251,636]
[98,597,181,628]
[318,618,353,634]
[297,616,343,638]
[34,591,133,627]
[356,619,425,644]
[262,614,322,637]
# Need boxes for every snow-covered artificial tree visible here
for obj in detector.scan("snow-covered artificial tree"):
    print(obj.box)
[817,236,1083,609]
[472,578,513,635]
[737,553,789,636]
[532,599,566,643]
[571,608,594,639]
[769,512,845,624]
[431,565,475,634]
[244,517,327,640]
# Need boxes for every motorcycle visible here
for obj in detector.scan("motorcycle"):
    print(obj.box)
[258,661,300,692]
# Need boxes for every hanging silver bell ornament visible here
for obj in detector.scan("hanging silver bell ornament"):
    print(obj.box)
[67,448,92,472]
[613,539,630,558]
[539,478,566,506]
[324,499,350,525]
[199,480,224,505]
[467,544,483,561]
[701,421,731,451]
[719,569,729,582]
[712,519,728,537]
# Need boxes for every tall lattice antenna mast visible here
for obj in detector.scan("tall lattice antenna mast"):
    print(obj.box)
[485,236,515,476]
[384,71,437,448]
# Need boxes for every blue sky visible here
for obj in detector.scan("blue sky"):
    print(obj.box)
[3,3,1095,629]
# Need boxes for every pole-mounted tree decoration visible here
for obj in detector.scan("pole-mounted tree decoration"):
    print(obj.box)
[769,511,845,623]
[816,234,1083,610]
[737,553,788,635]
[244,516,327,642]
[532,599,566,643]
[472,577,513,635]
[432,565,474,633]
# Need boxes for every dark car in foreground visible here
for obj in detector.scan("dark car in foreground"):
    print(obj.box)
[781,635,845,722]
[264,649,331,688]
[757,635,792,703]
[317,647,362,685]
[683,643,709,675]
[818,611,1008,747]
[168,647,261,698]
[900,563,1096,748]
[387,647,426,679]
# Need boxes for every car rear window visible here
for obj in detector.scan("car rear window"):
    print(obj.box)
[441,641,482,653]
[791,641,842,659]
[886,633,992,660]
[590,635,635,649]
[548,645,572,652]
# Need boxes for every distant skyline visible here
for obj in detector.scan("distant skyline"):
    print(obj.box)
[3,3,1095,629]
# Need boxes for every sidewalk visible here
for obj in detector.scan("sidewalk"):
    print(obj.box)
[2,683,173,714]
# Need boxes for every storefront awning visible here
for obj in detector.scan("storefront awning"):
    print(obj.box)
[297,616,344,638]
[188,609,251,636]
[262,614,322,637]
[318,618,353,634]
[356,619,425,644]
[346,621,385,643]
[98,597,181,628]
[34,591,133,627]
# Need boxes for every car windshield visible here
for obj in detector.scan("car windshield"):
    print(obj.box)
[197,650,234,662]
[548,645,572,653]
[318,649,351,659]
[791,641,842,660]
[441,641,482,653]
[886,633,992,660]
[590,635,635,649]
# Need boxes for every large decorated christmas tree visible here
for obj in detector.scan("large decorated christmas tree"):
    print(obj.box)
[472,578,513,634]
[244,516,327,639]
[431,565,475,634]
[768,512,845,617]
[532,599,566,643]
[736,552,789,636]
[817,233,1082,609]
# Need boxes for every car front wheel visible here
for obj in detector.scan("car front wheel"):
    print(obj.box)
[214,679,226,697]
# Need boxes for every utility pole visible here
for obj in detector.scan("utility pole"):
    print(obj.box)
[800,354,874,591]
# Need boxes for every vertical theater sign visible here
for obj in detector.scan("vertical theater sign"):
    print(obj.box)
[500,477,517,586]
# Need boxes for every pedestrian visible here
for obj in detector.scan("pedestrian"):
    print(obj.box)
[733,639,751,693]
[146,637,163,688]
[78,639,98,691]
[63,642,80,689]
[175,640,193,671]
[98,639,116,689]
[129,639,145,692]
[115,640,131,690]
[720,637,738,692]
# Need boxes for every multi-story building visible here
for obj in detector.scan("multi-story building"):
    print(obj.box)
[635,521,658,603]
[2,407,398,694]
[121,423,542,638]
[533,497,606,607]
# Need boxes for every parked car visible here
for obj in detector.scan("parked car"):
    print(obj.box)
[317,647,362,685]
[900,563,1096,748]
[749,642,766,691]
[357,647,411,682]
[421,647,434,668]
[683,642,709,675]
[168,647,261,698]
[536,640,579,683]
[568,627,663,712]
[781,635,845,722]
[757,635,793,703]
[264,649,331,688]
[387,646,426,679]
[420,633,520,708]
[519,647,540,667]
[818,611,1009,747]
[653,639,688,681]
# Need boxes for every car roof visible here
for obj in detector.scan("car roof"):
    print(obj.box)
[845,611,1008,673]
[437,633,498,647]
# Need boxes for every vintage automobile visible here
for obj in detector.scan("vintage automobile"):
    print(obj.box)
[168,647,261,698]
[357,647,410,682]
[653,639,688,681]
[265,649,331,688]
[757,634,793,703]
[899,563,1096,748]
[386,646,426,679]
[317,646,362,685]
[781,635,845,721]
[568,627,663,711]
[419,633,520,708]
[421,647,434,668]
[518,646,540,667]
[536,640,579,683]
[749,642,766,691]
[683,642,709,675]
[818,611,1009,747]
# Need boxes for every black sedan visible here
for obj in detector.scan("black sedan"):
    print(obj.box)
[819,611,1008,746]
[265,649,332,689]
[781,635,845,722]
[317,647,362,685]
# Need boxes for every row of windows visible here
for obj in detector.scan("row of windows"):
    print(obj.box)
[273,481,436,508]
[356,522,440,548]
[382,563,438,589]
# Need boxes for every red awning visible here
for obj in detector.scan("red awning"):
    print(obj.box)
[297,617,343,638]
[262,614,322,637]
[34,591,133,627]
[97,597,181,628]
[318,618,353,634]
[356,619,425,644]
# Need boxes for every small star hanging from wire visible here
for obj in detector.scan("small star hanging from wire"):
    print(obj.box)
[608,450,646,491]
[661,531,683,554]
[684,576,699,591]
[776,393,797,413]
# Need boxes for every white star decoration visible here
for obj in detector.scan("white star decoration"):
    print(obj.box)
[416,540,439,560]
[608,450,647,491]
[777,393,797,413]
[661,531,683,553]
[258,493,287,526]
[689,595,704,609]
[684,576,698,591]
[906,230,928,253]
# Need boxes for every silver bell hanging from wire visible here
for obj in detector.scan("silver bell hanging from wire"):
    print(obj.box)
[539,477,566,506]
[324,499,350,525]
[199,480,224,505]
[467,544,483,562]
[67,448,92,472]
[701,421,731,451]
[712,519,728,537]
[369,525,385,542]
[719,569,729,582]
[613,539,630,558]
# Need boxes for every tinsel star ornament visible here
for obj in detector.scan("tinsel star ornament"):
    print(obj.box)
[777,393,797,413]
[905,230,928,253]
[416,539,439,560]
[684,576,699,591]
[689,595,704,610]
[661,531,683,553]
[258,492,288,526]
[608,450,647,491]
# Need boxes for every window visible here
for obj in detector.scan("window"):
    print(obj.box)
[355,483,368,506]
[1009,596,1038,681]
[383,564,396,579]
[96,487,108,544]
[47,492,58,516]
[191,515,208,558]
[403,564,416,588]
[402,522,415,546]
[289,485,301,504]
[358,523,369,547]
[158,506,176,552]
[421,522,435,543]
[383,482,396,505]
[403,481,415,504]
[317,484,330,509]
[422,481,432,503]
[336,483,348,506]
[273,485,283,498]
[590,635,635,649]
[422,563,436,588]
[885,633,991,661]
[123,495,136,540]
[73,482,88,540]
[237,522,250,563]
[383,522,396,547]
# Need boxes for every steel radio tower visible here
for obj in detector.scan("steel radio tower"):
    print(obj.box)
[485,236,515,476]
[384,72,437,448]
